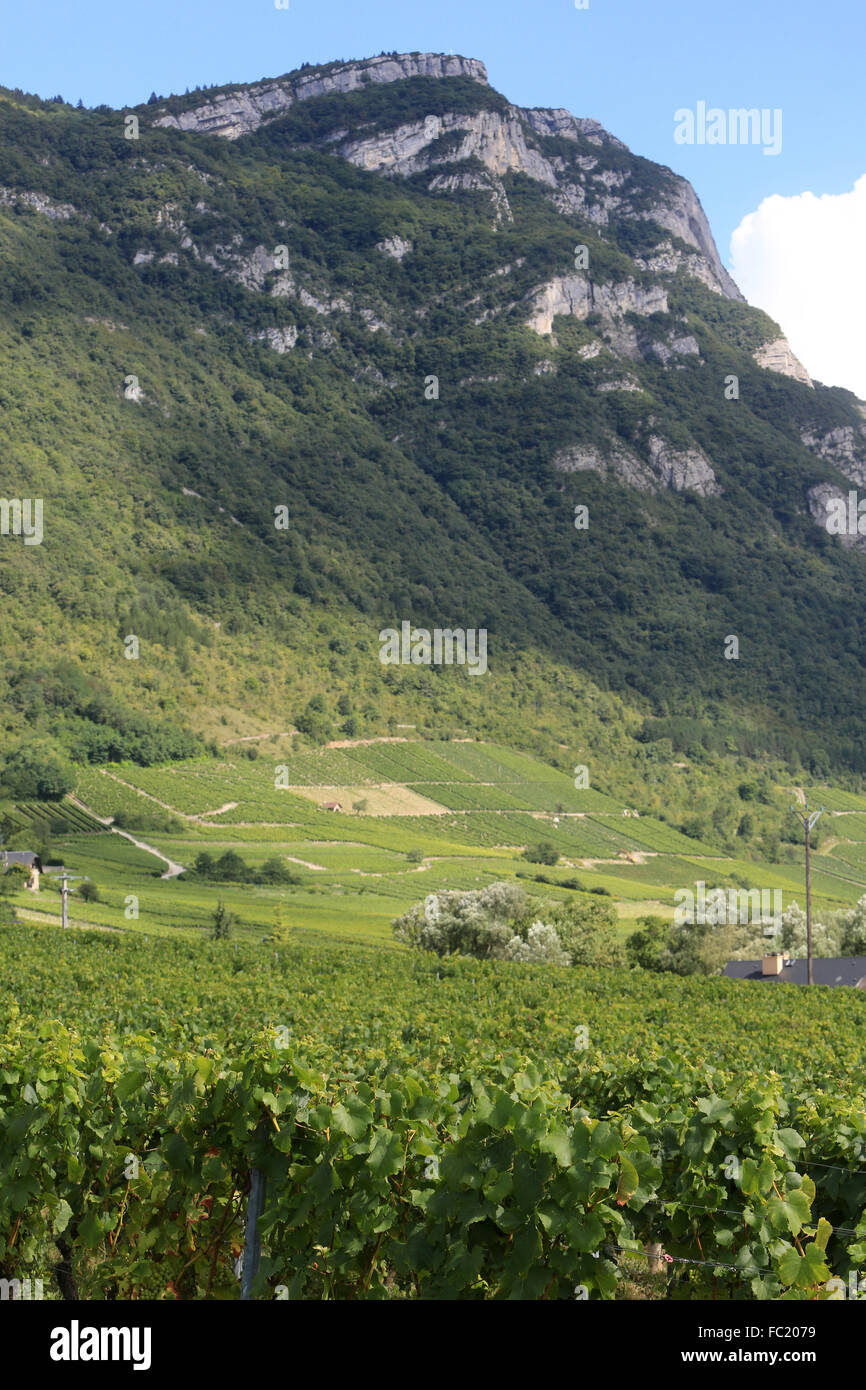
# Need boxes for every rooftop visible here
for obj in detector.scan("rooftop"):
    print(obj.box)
[724,957,866,988]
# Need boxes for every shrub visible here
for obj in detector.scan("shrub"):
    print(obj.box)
[393,882,530,960]
[504,921,569,966]
[113,808,184,834]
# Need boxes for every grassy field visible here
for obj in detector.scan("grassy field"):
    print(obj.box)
[7,741,866,945]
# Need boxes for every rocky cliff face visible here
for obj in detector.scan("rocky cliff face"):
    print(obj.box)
[0,186,77,219]
[525,275,669,337]
[806,484,866,548]
[153,54,488,139]
[341,110,558,186]
[753,337,813,387]
[801,424,866,484]
[553,432,720,497]
[153,52,743,309]
[147,52,835,399]
[643,181,743,302]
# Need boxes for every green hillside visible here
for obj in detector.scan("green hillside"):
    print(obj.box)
[1,57,866,797]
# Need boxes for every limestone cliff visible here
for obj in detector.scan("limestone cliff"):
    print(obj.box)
[753,337,813,387]
[553,432,720,497]
[152,52,743,307]
[525,275,668,337]
[153,54,488,139]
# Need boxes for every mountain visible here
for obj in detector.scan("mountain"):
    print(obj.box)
[2,50,866,796]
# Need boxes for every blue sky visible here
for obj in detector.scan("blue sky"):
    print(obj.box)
[4,0,864,390]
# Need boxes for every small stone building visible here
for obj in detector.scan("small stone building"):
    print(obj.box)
[1,851,42,891]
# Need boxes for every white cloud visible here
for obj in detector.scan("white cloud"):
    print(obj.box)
[729,174,866,401]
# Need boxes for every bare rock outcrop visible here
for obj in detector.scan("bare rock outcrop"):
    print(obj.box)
[0,187,77,219]
[645,181,743,301]
[427,169,513,223]
[341,110,557,187]
[526,275,668,336]
[250,325,298,353]
[801,424,866,484]
[376,235,413,260]
[153,54,488,140]
[753,337,813,387]
[522,108,627,150]
[553,433,719,496]
[806,483,866,549]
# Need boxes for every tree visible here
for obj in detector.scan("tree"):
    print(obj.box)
[79,880,100,903]
[393,883,625,970]
[215,850,252,882]
[777,902,842,959]
[295,695,333,743]
[147,91,158,104]
[625,915,668,971]
[548,897,625,968]
[523,841,559,866]
[1,744,75,799]
[256,857,296,884]
[211,901,234,940]
[262,907,291,945]
[656,919,715,976]
[839,896,866,954]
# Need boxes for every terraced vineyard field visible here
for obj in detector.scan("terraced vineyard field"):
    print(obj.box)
[7,741,866,947]
[799,787,866,812]
[1,798,103,835]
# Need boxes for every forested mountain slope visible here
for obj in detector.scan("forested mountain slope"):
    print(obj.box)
[1,52,865,786]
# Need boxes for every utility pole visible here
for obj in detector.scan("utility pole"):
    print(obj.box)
[46,872,86,929]
[789,803,823,984]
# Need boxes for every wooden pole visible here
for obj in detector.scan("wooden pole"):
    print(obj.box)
[241,1166,266,1300]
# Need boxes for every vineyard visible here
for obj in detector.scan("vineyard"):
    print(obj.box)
[7,742,866,957]
[1,799,103,836]
[7,743,866,1302]
[2,921,865,1300]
